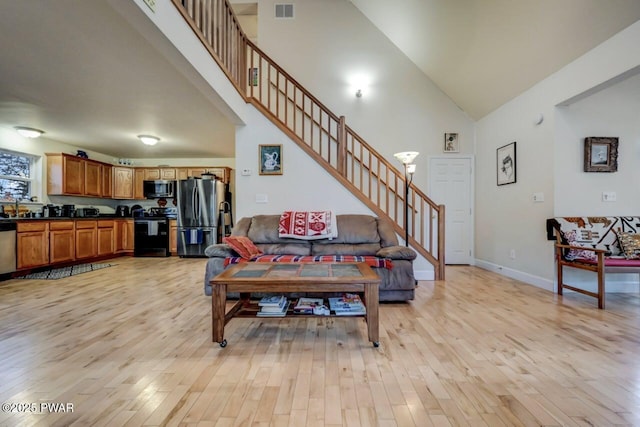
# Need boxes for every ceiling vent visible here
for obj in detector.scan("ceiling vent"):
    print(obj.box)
[275,4,294,19]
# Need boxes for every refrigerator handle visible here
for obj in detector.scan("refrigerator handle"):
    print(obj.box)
[191,183,197,224]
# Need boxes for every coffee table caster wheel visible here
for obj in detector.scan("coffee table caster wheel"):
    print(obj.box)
[220,339,227,348]
[373,341,380,348]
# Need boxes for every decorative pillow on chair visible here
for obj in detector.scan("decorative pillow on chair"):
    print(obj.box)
[615,230,640,259]
[222,236,263,259]
[562,230,598,261]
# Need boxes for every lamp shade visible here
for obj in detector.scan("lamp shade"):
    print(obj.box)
[138,135,160,146]
[393,151,419,164]
[15,126,44,138]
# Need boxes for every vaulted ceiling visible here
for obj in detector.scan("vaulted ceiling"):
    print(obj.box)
[0,1,638,159]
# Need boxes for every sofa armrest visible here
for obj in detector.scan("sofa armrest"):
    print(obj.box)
[376,245,417,261]
[204,244,235,258]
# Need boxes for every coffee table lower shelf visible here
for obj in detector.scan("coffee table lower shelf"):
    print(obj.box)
[210,262,381,348]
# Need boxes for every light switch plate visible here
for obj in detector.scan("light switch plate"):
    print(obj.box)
[241,169,251,176]
[255,194,268,203]
[602,191,617,202]
[533,192,544,202]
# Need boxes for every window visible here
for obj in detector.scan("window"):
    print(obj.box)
[0,149,36,201]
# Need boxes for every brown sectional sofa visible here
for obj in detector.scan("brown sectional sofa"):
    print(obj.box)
[204,214,418,301]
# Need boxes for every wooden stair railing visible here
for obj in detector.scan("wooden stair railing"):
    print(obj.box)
[172,0,445,279]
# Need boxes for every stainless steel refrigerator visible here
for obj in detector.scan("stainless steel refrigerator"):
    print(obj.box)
[177,177,226,257]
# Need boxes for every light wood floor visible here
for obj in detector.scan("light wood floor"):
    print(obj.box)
[1,257,639,426]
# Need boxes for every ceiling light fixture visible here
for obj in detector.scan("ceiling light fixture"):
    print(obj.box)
[138,135,160,146]
[15,126,44,138]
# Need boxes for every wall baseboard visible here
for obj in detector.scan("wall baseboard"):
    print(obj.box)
[414,270,435,281]
[474,259,554,291]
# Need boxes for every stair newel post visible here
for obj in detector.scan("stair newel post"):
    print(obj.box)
[337,116,347,177]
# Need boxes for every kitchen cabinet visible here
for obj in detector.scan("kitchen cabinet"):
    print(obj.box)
[17,222,50,269]
[113,166,134,199]
[47,153,85,195]
[47,153,119,198]
[177,168,189,180]
[184,167,231,183]
[102,165,113,198]
[97,220,115,256]
[49,221,75,264]
[169,219,177,254]
[134,168,145,200]
[115,219,134,253]
[144,168,177,180]
[75,220,97,260]
[84,160,102,197]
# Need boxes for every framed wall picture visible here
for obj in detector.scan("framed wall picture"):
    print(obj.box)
[259,144,283,175]
[444,133,459,153]
[497,141,516,186]
[584,137,618,172]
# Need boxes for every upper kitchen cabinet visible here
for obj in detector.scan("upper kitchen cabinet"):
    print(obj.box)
[113,166,134,199]
[144,168,177,180]
[47,153,85,195]
[47,153,110,197]
[179,167,231,183]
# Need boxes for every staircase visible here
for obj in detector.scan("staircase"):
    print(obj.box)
[172,0,445,279]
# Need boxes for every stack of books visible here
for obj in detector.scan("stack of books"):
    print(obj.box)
[293,297,325,314]
[328,293,366,316]
[256,295,290,317]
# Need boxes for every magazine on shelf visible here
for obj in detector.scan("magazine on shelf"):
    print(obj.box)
[258,295,286,307]
[293,297,325,314]
[256,300,290,317]
[259,297,288,313]
[328,294,366,316]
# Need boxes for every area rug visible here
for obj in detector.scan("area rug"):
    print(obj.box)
[19,263,114,280]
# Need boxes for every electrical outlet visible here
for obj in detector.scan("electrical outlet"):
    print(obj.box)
[241,169,251,176]
[255,193,268,203]
[509,249,516,259]
[602,191,617,202]
[533,192,544,202]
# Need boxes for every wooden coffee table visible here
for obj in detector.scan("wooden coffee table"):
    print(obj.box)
[210,262,381,347]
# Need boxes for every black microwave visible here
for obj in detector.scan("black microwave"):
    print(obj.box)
[143,180,175,199]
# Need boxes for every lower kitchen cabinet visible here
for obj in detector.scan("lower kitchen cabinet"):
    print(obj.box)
[76,221,98,260]
[17,222,50,269]
[49,221,75,264]
[97,220,115,256]
[170,219,177,254]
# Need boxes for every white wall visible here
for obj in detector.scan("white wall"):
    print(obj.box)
[475,21,640,291]
[555,72,640,215]
[235,105,435,278]
[257,0,475,197]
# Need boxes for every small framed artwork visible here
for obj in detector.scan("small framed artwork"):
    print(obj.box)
[259,144,283,175]
[444,133,459,153]
[249,67,259,87]
[497,141,516,186]
[584,137,618,172]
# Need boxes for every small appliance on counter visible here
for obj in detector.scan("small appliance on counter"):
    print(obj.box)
[75,207,100,218]
[115,205,130,217]
[61,204,75,217]
[42,205,61,218]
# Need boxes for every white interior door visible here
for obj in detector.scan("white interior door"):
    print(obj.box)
[428,156,473,265]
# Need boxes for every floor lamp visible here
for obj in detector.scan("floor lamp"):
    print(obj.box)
[393,151,419,247]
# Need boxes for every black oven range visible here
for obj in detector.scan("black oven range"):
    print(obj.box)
[133,208,174,257]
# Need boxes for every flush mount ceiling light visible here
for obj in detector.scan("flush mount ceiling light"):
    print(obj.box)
[15,126,44,138]
[138,135,160,146]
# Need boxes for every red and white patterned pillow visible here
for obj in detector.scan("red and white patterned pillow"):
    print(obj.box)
[562,230,597,261]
